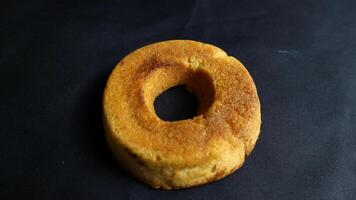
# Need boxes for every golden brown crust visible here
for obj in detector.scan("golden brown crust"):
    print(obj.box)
[103,40,261,189]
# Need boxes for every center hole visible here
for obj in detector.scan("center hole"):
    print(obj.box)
[154,85,198,121]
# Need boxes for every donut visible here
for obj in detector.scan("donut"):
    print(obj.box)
[103,40,261,190]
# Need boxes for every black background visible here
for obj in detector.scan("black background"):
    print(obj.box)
[1,0,356,199]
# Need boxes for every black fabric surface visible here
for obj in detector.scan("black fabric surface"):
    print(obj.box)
[1,0,356,199]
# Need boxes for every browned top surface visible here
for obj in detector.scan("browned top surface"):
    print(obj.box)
[103,40,260,167]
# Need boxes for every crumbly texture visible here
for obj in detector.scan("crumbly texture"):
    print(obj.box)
[103,40,261,190]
